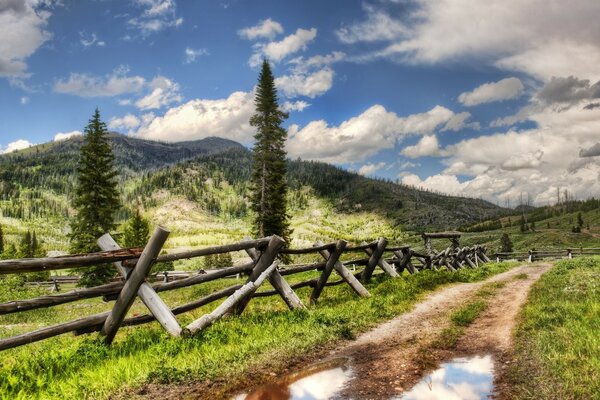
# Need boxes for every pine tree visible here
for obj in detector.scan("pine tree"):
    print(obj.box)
[0,224,4,255]
[70,109,120,287]
[249,59,292,243]
[122,208,150,248]
[500,233,513,253]
[577,212,584,228]
[19,231,33,258]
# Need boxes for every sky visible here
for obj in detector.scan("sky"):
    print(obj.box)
[2,0,600,207]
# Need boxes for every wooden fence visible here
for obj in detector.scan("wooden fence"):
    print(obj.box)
[493,247,600,262]
[0,227,492,351]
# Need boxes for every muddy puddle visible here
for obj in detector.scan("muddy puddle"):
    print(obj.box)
[235,355,494,400]
[233,358,353,400]
[397,355,495,400]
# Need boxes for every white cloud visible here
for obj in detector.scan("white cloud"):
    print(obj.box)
[250,28,317,66]
[287,104,460,163]
[288,51,345,74]
[275,68,334,98]
[501,150,544,171]
[1,139,34,154]
[80,32,105,48]
[281,100,310,112]
[358,162,386,176]
[347,1,600,81]
[134,75,182,110]
[336,4,408,44]
[108,114,140,131]
[128,0,182,35]
[401,135,444,158]
[54,67,146,97]
[0,0,53,78]
[441,111,479,132]
[458,78,524,106]
[133,91,255,143]
[53,130,82,141]
[238,18,283,40]
[402,173,465,195]
[20,96,29,104]
[184,47,208,64]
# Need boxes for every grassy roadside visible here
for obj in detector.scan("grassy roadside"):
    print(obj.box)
[508,257,600,399]
[0,262,517,399]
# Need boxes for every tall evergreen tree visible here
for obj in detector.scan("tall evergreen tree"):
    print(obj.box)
[249,59,292,243]
[18,231,33,258]
[500,233,513,253]
[70,109,120,287]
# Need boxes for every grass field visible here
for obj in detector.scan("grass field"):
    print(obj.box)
[508,257,600,399]
[0,262,516,399]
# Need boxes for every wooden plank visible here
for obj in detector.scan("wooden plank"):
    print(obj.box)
[363,238,398,278]
[316,241,370,298]
[244,239,305,310]
[361,238,389,281]
[234,235,285,315]
[101,226,170,344]
[310,240,347,303]
[279,243,336,254]
[97,233,182,338]
[186,261,279,334]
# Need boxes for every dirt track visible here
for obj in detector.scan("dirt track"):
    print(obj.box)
[132,263,551,399]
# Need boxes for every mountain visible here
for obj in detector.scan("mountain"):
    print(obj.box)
[0,133,507,250]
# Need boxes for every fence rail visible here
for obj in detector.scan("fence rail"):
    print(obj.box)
[493,247,600,262]
[0,228,492,351]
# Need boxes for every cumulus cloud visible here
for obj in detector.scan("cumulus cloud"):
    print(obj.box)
[53,130,82,141]
[441,111,479,132]
[0,0,53,78]
[501,150,544,171]
[80,32,105,48]
[401,135,444,158]
[133,91,255,143]
[128,0,182,35]
[288,51,345,74]
[184,47,208,64]
[108,114,141,131]
[250,28,317,66]
[287,104,461,163]
[281,100,310,112]
[238,18,283,40]
[275,68,334,98]
[54,67,146,97]
[336,4,408,44]
[402,173,465,195]
[1,139,34,153]
[134,76,182,110]
[537,76,600,105]
[458,78,524,106]
[579,143,600,158]
[346,1,600,81]
[358,162,386,176]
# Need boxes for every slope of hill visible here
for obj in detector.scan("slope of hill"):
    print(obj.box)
[0,133,507,252]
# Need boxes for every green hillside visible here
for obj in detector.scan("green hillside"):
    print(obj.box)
[0,133,506,255]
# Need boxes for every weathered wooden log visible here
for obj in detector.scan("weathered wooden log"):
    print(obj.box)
[234,235,285,315]
[244,239,304,310]
[98,234,182,338]
[364,241,399,278]
[186,261,278,334]
[343,241,378,252]
[315,241,370,298]
[279,261,326,275]
[279,243,336,254]
[361,238,388,281]
[310,240,347,303]
[394,250,416,274]
[101,226,169,344]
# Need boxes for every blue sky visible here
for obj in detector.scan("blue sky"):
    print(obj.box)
[2,0,600,206]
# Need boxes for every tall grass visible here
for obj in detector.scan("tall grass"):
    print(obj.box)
[0,262,515,399]
[509,257,600,399]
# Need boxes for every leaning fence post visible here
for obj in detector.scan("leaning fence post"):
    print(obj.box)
[98,232,182,338]
[100,226,170,344]
[528,250,533,263]
[361,237,389,281]
[234,235,285,315]
[315,241,370,298]
[363,239,399,278]
[310,240,347,303]
[243,237,304,310]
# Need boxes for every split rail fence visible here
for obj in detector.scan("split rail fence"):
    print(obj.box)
[493,247,600,262]
[0,227,491,351]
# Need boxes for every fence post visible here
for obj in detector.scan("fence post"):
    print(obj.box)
[528,250,533,263]
[244,238,304,310]
[567,249,572,259]
[100,226,170,344]
[234,236,285,315]
[98,233,182,338]
[361,238,389,281]
[310,240,347,303]
[363,240,399,278]
[315,241,370,297]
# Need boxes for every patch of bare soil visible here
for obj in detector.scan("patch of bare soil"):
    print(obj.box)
[126,263,551,400]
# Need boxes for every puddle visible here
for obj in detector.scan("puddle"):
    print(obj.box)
[397,355,495,400]
[234,358,353,400]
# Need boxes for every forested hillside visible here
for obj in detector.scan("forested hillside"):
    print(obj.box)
[0,133,506,251]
